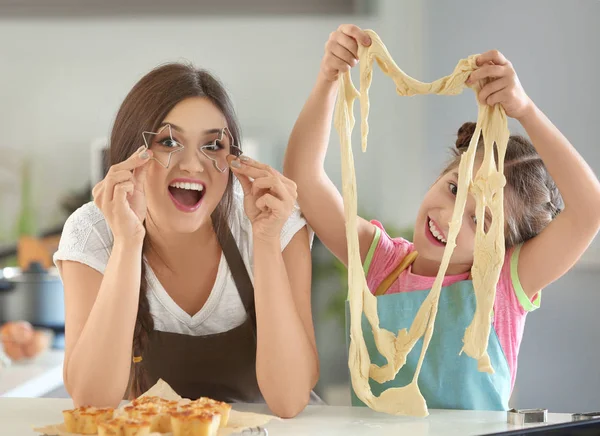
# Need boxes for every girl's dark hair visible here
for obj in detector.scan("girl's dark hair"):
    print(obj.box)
[443,122,563,248]
[108,62,241,398]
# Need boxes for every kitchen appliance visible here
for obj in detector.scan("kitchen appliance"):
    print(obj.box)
[0,262,65,335]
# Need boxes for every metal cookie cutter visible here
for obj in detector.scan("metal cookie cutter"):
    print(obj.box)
[507,408,548,425]
[572,411,600,421]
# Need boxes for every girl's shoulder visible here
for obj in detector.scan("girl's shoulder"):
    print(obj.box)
[364,220,414,274]
[497,244,541,314]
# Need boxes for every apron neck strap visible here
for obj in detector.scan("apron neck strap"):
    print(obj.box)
[374,251,418,296]
[374,250,474,296]
[213,215,257,334]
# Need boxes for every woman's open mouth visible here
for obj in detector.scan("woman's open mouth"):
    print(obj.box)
[168,180,205,213]
[425,216,447,247]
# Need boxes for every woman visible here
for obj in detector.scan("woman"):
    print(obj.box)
[53,62,318,418]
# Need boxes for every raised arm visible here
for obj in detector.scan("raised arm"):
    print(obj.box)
[468,50,600,298]
[283,24,376,266]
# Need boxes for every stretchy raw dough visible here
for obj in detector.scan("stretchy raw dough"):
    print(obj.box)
[334,30,509,416]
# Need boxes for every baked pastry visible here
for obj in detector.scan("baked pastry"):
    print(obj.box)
[62,395,229,435]
[170,410,221,436]
[189,398,231,427]
[98,417,151,436]
[62,406,114,434]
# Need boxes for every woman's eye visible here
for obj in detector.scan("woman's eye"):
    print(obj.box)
[203,140,224,152]
[159,138,179,148]
[473,215,478,224]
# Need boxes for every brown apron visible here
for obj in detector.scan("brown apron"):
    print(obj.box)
[140,223,263,403]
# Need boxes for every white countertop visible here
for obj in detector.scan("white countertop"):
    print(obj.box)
[0,350,64,398]
[0,397,583,435]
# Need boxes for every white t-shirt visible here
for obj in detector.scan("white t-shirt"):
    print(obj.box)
[53,181,311,336]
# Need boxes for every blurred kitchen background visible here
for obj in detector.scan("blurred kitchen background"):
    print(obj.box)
[0,0,598,414]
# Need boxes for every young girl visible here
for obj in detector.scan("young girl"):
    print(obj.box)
[284,24,600,410]
[53,63,318,418]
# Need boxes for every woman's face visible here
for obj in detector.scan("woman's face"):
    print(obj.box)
[144,96,233,234]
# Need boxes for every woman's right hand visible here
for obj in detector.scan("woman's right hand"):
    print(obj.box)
[319,24,372,83]
[92,146,152,243]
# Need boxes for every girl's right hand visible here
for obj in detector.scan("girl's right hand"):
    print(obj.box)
[319,24,372,83]
[92,146,152,243]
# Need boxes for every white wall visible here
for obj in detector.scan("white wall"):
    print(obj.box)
[0,8,427,239]
[0,16,366,234]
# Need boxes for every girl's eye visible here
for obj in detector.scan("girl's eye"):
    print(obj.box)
[159,138,180,148]
[449,182,458,196]
[473,215,478,224]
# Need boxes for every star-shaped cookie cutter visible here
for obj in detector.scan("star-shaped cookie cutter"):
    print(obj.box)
[142,124,243,171]
[141,124,185,169]
[201,127,243,173]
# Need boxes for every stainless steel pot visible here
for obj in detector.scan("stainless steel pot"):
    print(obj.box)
[0,262,65,329]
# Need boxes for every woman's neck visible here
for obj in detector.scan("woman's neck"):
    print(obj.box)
[143,217,217,269]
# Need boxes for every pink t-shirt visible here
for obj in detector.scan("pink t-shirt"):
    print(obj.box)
[364,220,541,391]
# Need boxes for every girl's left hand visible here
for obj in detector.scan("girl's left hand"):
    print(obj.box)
[228,156,298,242]
[466,50,534,120]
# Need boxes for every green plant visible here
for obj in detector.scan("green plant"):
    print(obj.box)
[14,158,37,238]
[313,214,413,331]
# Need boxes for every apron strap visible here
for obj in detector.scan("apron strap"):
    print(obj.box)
[374,251,474,296]
[374,251,418,296]
[214,219,257,336]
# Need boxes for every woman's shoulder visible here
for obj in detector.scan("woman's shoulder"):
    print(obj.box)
[53,202,113,273]
[62,201,110,238]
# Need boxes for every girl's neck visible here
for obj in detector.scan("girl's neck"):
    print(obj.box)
[411,255,471,277]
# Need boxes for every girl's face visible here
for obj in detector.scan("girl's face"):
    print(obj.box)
[413,166,494,270]
[144,97,233,234]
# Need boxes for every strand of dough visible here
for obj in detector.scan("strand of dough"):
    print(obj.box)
[334,29,509,416]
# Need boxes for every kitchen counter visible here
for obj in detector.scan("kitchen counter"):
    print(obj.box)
[0,397,590,436]
[0,350,64,398]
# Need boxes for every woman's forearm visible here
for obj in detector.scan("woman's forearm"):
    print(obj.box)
[66,241,143,407]
[252,238,318,418]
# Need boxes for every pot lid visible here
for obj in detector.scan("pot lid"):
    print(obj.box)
[0,262,61,283]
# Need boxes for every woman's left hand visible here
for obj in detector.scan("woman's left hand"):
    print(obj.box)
[228,156,298,242]
[466,50,534,120]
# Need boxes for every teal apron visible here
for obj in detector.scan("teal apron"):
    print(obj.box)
[345,279,511,411]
